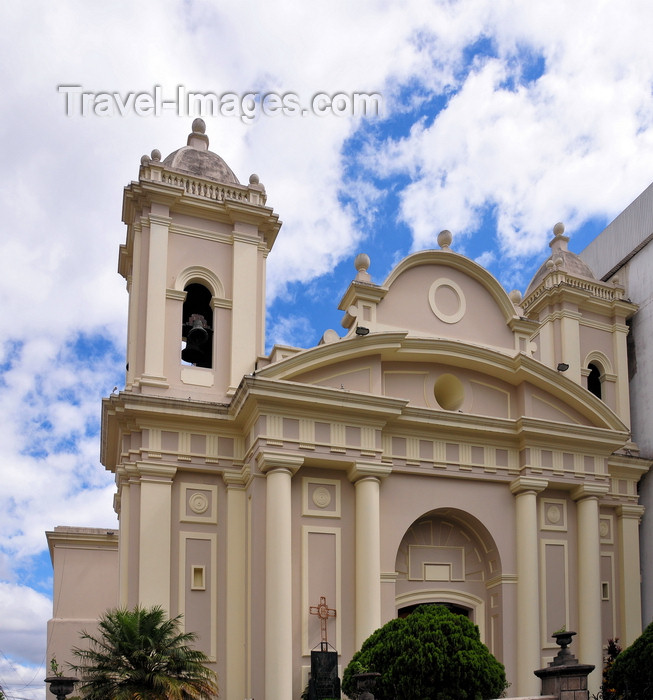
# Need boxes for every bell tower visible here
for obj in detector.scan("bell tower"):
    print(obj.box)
[118,119,281,401]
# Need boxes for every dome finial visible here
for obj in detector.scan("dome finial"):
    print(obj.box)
[187,118,209,151]
[549,221,569,255]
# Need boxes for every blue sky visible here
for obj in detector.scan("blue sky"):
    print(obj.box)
[2,1,653,697]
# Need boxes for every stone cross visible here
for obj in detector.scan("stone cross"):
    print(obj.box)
[309,595,336,648]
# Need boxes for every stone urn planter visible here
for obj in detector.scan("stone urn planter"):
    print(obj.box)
[45,676,77,700]
[353,671,381,700]
[551,630,577,666]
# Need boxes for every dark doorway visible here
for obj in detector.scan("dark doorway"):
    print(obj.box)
[398,602,470,619]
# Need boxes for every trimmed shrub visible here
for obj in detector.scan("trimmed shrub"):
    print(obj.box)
[606,621,653,699]
[342,605,506,700]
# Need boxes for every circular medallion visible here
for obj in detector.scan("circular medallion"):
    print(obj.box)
[600,521,610,538]
[547,505,561,524]
[312,486,332,509]
[189,492,209,514]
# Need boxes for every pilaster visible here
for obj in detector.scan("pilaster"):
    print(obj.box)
[141,210,171,387]
[230,225,261,391]
[136,462,177,610]
[616,503,644,645]
[223,470,249,700]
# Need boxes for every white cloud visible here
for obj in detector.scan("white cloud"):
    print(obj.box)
[0,583,50,677]
[364,0,653,272]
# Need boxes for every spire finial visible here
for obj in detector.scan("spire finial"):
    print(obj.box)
[354,253,371,282]
[437,230,453,250]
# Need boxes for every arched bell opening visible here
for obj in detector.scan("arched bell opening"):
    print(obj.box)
[181,283,213,368]
[587,362,602,399]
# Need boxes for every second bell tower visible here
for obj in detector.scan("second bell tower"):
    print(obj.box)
[118,119,281,401]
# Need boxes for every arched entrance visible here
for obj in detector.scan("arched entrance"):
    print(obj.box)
[394,508,503,659]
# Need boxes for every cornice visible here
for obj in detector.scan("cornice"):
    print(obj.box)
[46,527,118,563]
[230,374,408,426]
[256,332,627,433]
[608,453,652,480]
[338,280,388,312]
[616,503,646,519]
[515,416,628,452]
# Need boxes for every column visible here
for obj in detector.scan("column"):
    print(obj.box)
[616,504,644,645]
[348,462,392,649]
[572,484,608,698]
[223,472,248,700]
[137,463,176,610]
[142,208,170,386]
[258,452,303,700]
[510,477,548,697]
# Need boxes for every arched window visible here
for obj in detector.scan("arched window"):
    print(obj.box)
[181,283,213,368]
[587,362,602,399]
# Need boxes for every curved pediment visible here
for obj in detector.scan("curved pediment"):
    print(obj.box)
[339,250,529,353]
[256,333,627,432]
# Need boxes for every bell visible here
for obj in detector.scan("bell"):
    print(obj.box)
[182,314,211,366]
[187,318,209,345]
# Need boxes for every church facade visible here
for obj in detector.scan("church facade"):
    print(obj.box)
[47,120,648,699]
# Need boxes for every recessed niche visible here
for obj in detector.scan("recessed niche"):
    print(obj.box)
[434,373,464,411]
[191,566,206,590]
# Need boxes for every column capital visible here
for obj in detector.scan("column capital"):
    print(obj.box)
[147,212,172,227]
[571,483,610,501]
[135,462,177,482]
[616,503,645,520]
[222,466,251,488]
[510,476,548,496]
[256,450,304,476]
[348,461,392,483]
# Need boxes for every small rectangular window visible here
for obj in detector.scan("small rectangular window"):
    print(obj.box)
[601,581,609,600]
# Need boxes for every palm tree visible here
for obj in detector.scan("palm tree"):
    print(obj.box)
[70,605,218,699]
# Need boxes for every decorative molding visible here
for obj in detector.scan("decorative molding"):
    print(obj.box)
[428,278,466,324]
[301,526,342,656]
[540,498,568,532]
[178,531,217,661]
[180,484,218,524]
[302,477,341,518]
